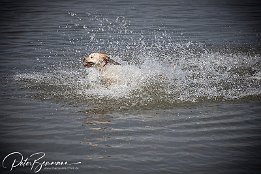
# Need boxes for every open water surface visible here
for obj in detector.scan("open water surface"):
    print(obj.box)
[0,0,261,173]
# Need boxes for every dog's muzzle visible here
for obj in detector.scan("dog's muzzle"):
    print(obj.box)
[84,62,95,68]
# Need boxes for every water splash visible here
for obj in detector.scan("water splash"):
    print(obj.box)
[15,13,261,112]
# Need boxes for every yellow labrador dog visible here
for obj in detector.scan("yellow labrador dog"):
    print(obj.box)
[83,52,122,85]
[83,52,120,70]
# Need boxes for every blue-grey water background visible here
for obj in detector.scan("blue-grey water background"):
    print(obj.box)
[0,0,261,173]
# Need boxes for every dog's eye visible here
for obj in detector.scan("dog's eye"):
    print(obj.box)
[90,56,93,59]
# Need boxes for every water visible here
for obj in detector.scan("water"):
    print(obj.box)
[0,0,261,173]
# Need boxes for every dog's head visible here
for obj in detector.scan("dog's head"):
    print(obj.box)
[83,53,109,69]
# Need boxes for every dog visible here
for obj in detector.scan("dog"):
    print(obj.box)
[83,52,120,70]
[83,52,123,85]
[83,52,168,89]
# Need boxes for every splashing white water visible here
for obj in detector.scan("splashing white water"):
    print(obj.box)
[15,47,261,103]
[14,13,261,111]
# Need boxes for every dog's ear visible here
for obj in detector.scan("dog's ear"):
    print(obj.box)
[101,53,110,62]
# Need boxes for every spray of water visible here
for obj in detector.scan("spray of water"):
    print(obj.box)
[15,12,261,112]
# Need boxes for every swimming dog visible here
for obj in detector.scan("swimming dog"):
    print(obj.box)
[83,52,122,85]
[83,52,120,70]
